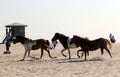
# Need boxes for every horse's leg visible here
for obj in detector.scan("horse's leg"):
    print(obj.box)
[84,51,87,61]
[87,51,89,56]
[77,49,89,58]
[28,50,36,58]
[45,49,54,58]
[40,48,44,59]
[81,52,84,58]
[28,50,31,57]
[61,49,67,57]
[100,48,104,55]
[77,49,83,58]
[21,50,28,61]
[77,50,81,58]
[68,48,71,59]
[82,51,89,58]
[105,47,112,58]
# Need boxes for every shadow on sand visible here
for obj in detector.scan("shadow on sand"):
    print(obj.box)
[58,58,104,63]
[0,57,104,63]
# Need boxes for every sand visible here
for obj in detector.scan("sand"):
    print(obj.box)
[0,42,120,77]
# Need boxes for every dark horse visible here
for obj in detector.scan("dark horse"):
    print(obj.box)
[51,33,79,59]
[13,36,54,61]
[70,35,112,61]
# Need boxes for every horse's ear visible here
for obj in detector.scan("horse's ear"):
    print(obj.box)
[73,35,76,37]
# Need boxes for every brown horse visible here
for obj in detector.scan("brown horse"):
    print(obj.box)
[51,33,79,59]
[70,35,112,61]
[13,36,54,61]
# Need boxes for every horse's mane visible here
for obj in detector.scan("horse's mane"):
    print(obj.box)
[73,35,108,42]
[73,35,90,42]
[56,33,68,38]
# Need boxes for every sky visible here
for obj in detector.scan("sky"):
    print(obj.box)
[0,0,120,42]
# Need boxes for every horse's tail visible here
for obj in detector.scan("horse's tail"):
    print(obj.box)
[105,39,112,49]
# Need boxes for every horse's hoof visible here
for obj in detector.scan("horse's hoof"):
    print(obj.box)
[53,57,57,58]
[3,51,11,54]
[63,55,67,57]
[50,56,57,58]
[40,57,43,59]
[30,56,36,58]
[20,59,24,61]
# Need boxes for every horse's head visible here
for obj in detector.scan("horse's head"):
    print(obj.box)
[70,35,82,46]
[13,36,26,44]
[49,40,58,49]
[51,33,60,48]
[70,35,89,46]
[70,35,76,44]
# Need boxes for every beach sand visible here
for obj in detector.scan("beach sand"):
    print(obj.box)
[0,42,120,77]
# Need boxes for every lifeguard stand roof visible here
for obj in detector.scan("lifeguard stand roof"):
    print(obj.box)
[5,23,27,27]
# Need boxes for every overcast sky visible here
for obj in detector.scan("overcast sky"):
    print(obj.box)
[0,0,120,42]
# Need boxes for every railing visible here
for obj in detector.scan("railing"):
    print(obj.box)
[0,26,5,44]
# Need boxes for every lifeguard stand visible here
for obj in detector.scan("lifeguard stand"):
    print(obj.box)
[2,23,27,43]
[2,23,27,54]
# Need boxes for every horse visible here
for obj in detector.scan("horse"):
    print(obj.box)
[51,33,80,59]
[13,36,54,61]
[70,35,112,61]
